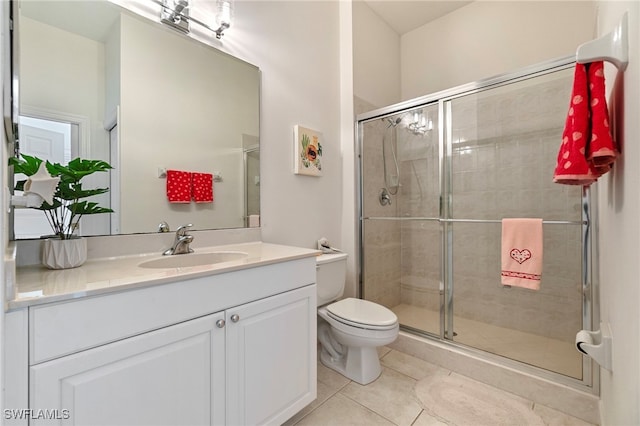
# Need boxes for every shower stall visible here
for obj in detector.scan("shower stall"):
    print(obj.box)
[357,56,596,389]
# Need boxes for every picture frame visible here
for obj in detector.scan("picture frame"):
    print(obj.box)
[294,125,323,177]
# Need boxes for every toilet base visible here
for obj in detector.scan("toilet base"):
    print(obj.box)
[319,345,382,385]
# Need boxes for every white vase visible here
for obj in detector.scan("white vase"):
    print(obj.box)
[42,237,88,269]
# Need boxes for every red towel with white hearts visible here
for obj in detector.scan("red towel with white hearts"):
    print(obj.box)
[501,218,543,291]
[192,172,213,203]
[553,61,617,185]
[166,170,191,203]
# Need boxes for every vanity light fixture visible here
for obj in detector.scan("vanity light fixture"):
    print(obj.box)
[214,0,234,39]
[158,0,233,39]
[160,0,191,34]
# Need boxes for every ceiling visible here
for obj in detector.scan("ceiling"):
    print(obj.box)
[21,1,474,42]
[20,1,120,42]
[363,0,473,35]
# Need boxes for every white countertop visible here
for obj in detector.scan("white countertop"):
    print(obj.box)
[10,242,319,310]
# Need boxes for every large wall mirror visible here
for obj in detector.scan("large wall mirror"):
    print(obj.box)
[12,0,260,239]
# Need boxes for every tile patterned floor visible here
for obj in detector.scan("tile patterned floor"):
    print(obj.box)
[391,304,582,379]
[284,347,596,426]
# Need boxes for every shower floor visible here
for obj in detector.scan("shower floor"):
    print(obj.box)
[391,303,582,379]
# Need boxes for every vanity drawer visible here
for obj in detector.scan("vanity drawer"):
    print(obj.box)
[29,257,316,365]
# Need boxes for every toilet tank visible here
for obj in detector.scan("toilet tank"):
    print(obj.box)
[316,252,348,306]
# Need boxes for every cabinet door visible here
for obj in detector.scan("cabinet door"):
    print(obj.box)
[30,313,226,426]
[226,285,317,425]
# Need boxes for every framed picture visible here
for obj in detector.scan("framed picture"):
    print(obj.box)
[294,125,323,176]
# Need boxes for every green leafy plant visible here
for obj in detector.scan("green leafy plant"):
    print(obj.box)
[10,153,114,239]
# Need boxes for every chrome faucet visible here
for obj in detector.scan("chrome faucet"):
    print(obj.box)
[163,223,194,255]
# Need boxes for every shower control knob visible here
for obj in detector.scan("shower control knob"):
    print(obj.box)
[216,319,226,328]
[230,314,240,323]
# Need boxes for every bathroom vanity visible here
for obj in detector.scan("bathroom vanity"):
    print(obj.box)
[5,242,318,425]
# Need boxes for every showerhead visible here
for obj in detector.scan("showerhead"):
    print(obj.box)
[385,117,402,128]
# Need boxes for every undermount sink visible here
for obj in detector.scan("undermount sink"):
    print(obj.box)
[138,251,249,269]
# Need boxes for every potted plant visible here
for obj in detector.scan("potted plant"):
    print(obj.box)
[10,153,114,269]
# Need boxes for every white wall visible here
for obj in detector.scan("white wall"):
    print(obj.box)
[20,17,107,153]
[339,1,357,299]
[401,1,597,99]
[595,3,640,424]
[352,1,400,108]
[19,16,110,236]
[221,1,344,250]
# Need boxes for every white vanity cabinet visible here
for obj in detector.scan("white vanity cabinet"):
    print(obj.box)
[225,286,316,425]
[7,255,317,426]
[31,312,228,426]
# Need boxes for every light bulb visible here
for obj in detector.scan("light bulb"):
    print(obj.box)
[215,0,233,28]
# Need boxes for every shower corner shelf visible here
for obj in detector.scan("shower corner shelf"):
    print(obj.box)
[576,12,628,72]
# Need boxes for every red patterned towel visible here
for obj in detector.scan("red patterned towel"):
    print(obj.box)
[166,170,191,203]
[192,172,213,203]
[587,62,617,172]
[553,61,617,185]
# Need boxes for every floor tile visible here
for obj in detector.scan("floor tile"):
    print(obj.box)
[294,393,394,426]
[411,411,449,426]
[533,403,597,426]
[317,360,350,391]
[283,380,343,426]
[290,335,596,425]
[415,372,546,425]
[381,350,449,381]
[340,367,422,426]
[378,345,393,359]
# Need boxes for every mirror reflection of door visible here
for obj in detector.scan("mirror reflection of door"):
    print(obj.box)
[109,125,120,235]
[245,149,260,214]
[243,134,260,227]
[14,116,75,239]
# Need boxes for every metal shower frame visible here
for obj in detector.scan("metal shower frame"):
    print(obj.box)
[355,55,599,393]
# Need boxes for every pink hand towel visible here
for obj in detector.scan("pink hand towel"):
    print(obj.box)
[501,218,543,291]
[166,170,191,203]
[553,61,617,185]
[192,172,213,203]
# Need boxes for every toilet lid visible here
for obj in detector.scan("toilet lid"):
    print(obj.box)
[326,298,397,327]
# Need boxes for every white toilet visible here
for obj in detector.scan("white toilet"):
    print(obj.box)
[316,252,399,385]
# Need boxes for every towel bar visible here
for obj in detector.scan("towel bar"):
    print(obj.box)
[576,12,628,72]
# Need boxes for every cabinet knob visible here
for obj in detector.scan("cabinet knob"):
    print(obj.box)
[230,314,240,323]
[216,319,226,328]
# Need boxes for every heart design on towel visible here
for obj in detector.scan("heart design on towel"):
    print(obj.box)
[510,248,532,264]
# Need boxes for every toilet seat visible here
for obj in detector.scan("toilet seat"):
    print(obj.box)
[326,298,398,330]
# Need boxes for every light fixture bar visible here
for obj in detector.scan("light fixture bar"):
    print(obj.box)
[155,0,233,39]
[160,0,190,34]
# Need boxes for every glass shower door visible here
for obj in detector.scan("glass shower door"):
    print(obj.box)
[445,67,586,379]
[359,59,591,382]
[360,104,442,337]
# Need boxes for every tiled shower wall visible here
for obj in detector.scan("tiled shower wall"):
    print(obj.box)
[357,96,402,308]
